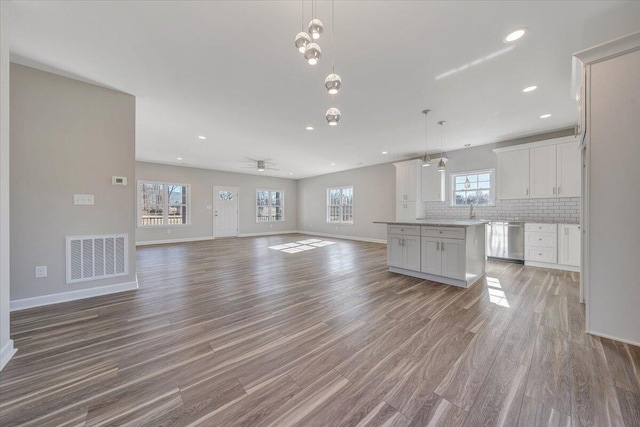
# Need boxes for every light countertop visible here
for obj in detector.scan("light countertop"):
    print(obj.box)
[373,219,489,227]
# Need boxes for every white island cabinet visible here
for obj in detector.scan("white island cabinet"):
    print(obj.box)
[375,220,487,288]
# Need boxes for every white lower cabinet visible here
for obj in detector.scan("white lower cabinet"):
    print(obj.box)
[387,227,421,270]
[558,224,580,267]
[524,223,580,271]
[421,235,465,280]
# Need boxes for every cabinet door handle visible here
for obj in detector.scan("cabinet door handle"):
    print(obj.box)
[558,186,561,195]
[441,242,445,251]
[436,241,439,251]
[526,189,529,196]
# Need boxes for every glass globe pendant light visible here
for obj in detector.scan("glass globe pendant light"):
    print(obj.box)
[326,107,341,126]
[304,43,321,65]
[421,109,431,167]
[437,121,446,172]
[324,1,341,95]
[308,18,324,40]
[325,74,341,95]
[294,0,310,53]
[295,32,311,53]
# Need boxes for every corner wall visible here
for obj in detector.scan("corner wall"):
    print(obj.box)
[135,162,298,243]
[0,1,15,369]
[10,64,137,306]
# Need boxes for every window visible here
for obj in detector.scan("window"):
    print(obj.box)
[256,189,284,222]
[327,186,354,224]
[138,181,190,226]
[451,169,494,206]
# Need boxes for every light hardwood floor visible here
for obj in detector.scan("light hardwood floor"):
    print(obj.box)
[1,234,639,426]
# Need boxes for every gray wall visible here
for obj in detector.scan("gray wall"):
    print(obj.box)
[296,162,396,242]
[136,162,298,242]
[10,63,136,301]
[1,1,13,369]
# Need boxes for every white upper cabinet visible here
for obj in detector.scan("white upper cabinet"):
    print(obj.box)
[494,137,581,200]
[556,142,581,197]
[529,145,557,198]
[394,160,422,220]
[497,149,530,199]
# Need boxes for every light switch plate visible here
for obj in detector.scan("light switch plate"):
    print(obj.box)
[74,194,94,205]
[35,266,47,278]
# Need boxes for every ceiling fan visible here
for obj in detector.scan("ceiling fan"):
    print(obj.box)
[241,157,279,172]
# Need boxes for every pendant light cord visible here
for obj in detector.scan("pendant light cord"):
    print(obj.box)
[332,0,335,73]
[424,111,428,154]
[301,0,304,32]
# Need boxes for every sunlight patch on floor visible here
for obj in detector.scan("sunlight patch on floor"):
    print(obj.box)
[269,239,336,253]
[486,276,510,307]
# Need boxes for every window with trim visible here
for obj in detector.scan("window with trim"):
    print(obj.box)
[451,169,495,206]
[256,189,284,222]
[327,186,354,224]
[138,181,190,226]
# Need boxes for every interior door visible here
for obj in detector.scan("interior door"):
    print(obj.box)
[213,186,238,237]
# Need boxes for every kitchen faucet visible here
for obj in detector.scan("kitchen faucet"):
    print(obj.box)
[469,203,476,219]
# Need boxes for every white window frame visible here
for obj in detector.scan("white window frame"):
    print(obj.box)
[450,169,495,207]
[256,189,285,222]
[327,186,354,224]
[137,180,191,227]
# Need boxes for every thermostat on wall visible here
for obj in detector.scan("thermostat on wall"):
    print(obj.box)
[112,176,127,186]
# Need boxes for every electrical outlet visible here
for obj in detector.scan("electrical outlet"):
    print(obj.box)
[35,266,47,278]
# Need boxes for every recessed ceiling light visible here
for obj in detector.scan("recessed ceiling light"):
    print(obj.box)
[305,126,314,131]
[289,172,293,175]
[330,162,336,166]
[540,113,552,119]
[177,157,183,160]
[198,136,206,140]
[382,151,388,154]
[522,85,537,93]
[504,28,526,43]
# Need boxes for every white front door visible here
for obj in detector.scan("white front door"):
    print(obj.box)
[213,186,238,237]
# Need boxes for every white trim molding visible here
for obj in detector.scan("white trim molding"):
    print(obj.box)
[10,279,139,311]
[0,339,17,371]
[136,236,215,246]
[299,231,387,245]
[238,230,299,238]
[587,330,640,348]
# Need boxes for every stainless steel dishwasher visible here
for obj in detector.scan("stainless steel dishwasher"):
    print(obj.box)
[486,221,525,262]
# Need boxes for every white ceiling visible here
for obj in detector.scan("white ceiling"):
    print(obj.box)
[9,1,640,179]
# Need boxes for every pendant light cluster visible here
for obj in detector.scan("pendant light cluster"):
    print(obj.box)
[294,0,342,126]
[464,144,472,188]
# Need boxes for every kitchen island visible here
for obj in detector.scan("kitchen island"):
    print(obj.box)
[374,220,488,288]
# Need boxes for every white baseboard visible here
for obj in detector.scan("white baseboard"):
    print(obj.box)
[0,339,17,371]
[587,330,640,347]
[136,236,215,246]
[525,261,580,272]
[238,230,299,238]
[10,279,139,311]
[297,231,387,245]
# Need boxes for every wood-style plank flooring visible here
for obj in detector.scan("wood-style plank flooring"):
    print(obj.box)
[1,234,639,426]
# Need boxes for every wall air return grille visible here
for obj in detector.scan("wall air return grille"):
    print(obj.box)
[66,234,128,284]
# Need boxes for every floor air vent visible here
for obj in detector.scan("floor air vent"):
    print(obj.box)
[66,234,128,284]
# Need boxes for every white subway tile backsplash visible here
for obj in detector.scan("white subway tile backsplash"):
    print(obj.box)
[422,197,580,223]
